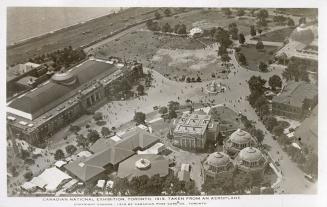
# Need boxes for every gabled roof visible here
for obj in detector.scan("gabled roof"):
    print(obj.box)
[115,128,160,150]
[64,157,105,182]
[66,129,160,182]
[117,154,169,180]
[86,147,134,166]
[272,81,317,108]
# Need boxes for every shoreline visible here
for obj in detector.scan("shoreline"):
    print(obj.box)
[7,8,125,48]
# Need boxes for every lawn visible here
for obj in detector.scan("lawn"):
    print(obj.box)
[95,30,228,81]
[252,27,295,43]
[209,106,244,132]
[237,45,279,71]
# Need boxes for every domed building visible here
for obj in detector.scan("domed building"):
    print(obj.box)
[223,129,258,158]
[203,152,235,181]
[51,71,77,86]
[290,23,315,45]
[235,147,268,176]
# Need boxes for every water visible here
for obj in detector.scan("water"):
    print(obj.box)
[7,7,121,45]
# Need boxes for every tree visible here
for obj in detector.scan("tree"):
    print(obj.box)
[161,23,172,33]
[113,177,130,196]
[264,116,278,131]
[221,54,231,65]
[101,127,111,137]
[272,124,284,137]
[164,8,171,17]
[54,149,65,160]
[256,9,269,27]
[287,18,295,26]
[222,8,232,17]
[228,23,239,40]
[250,25,257,36]
[282,57,309,82]
[76,134,89,149]
[237,53,247,65]
[168,101,180,111]
[154,11,161,19]
[239,33,245,44]
[133,112,146,125]
[218,45,228,57]
[258,62,268,72]
[137,84,145,95]
[254,129,265,144]
[168,109,177,119]
[254,95,268,109]
[87,130,100,143]
[159,106,168,114]
[236,9,245,17]
[215,28,232,48]
[256,40,264,50]
[24,171,33,181]
[177,24,187,34]
[65,145,77,155]
[248,75,266,95]
[93,112,103,121]
[268,75,282,90]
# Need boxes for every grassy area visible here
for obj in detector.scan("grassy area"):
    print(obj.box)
[96,30,228,81]
[237,45,279,71]
[252,27,295,42]
[209,106,243,131]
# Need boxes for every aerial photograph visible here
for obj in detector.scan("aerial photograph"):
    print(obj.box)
[6,7,318,196]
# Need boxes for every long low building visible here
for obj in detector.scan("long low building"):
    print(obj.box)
[272,81,317,120]
[64,128,161,183]
[7,58,143,145]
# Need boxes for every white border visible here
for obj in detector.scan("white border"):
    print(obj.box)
[1,1,327,207]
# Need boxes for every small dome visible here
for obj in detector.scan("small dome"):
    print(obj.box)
[189,27,204,36]
[51,72,76,86]
[238,147,263,162]
[206,152,231,167]
[230,129,255,145]
[290,25,314,45]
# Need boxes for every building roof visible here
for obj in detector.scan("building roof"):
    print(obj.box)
[86,146,135,166]
[273,81,317,108]
[64,157,106,182]
[66,129,160,182]
[89,138,116,153]
[229,129,257,145]
[237,147,264,163]
[174,113,211,135]
[117,154,169,180]
[294,106,318,151]
[205,152,232,167]
[30,167,72,192]
[8,60,117,119]
[115,128,160,151]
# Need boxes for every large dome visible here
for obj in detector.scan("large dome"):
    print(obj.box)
[238,147,263,162]
[229,129,255,145]
[51,72,77,86]
[206,152,231,167]
[290,24,315,45]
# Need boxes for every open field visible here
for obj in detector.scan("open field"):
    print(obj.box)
[95,30,226,81]
[252,27,295,43]
[7,8,159,65]
[238,45,279,71]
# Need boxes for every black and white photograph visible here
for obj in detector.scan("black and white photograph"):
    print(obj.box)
[1,1,326,207]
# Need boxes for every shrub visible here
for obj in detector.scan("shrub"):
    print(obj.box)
[65,145,77,155]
